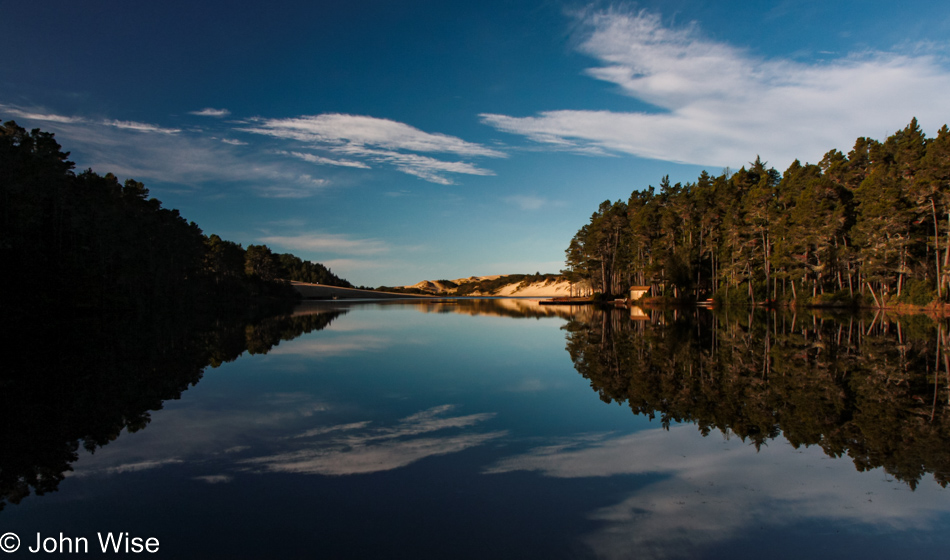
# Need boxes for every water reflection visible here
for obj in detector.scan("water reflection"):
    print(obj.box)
[294,297,589,320]
[411,298,584,319]
[0,307,345,510]
[0,299,566,511]
[563,306,950,488]
[490,425,949,559]
[241,405,505,476]
[6,299,950,559]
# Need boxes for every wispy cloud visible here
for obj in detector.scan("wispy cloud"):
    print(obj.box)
[3,103,499,193]
[242,113,504,184]
[244,114,505,157]
[190,107,231,117]
[2,105,181,134]
[1,103,333,197]
[74,458,185,477]
[329,145,495,185]
[283,150,371,169]
[481,9,950,168]
[104,119,181,134]
[193,475,233,484]
[260,232,389,255]
[1,108,85,124]
[256,175,330,198]
[505,195,557,211]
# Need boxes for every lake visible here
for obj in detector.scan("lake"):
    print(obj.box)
[3,299,950,559]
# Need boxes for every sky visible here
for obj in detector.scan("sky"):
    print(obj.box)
[4,0,950,286]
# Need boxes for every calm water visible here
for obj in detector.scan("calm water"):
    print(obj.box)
[3,300,950,559]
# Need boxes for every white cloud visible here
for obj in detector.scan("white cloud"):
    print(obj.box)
[283,150,371,169]
[2,105,180,134]
[74,458,184,477]
[3,103,496,190]
[190,108,231,117]
[244,113,505,157]
[103,119,181,134]
[329,145,494,185]
[256,174,330,198]
[193,475,234,484]
[1,107,85,124]
[505,195,553,211]
[1,103,337,197]
[260,232,389,255]
[243,113,504,184]
[481,9,950,168]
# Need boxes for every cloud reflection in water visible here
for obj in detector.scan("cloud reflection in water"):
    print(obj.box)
[241,405,504,476]
[487,425,950,559]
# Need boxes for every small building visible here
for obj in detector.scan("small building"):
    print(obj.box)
[630,285,650,301]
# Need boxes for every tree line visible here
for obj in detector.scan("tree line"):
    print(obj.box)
[1,120,350,312]
[564,118,950,306]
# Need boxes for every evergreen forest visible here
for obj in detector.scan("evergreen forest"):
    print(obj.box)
[565,119,950,307]
[1,120,350,314]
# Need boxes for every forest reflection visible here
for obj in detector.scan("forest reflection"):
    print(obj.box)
[0,298,576,512]
[564,306,950,489]
[0,306,346,511]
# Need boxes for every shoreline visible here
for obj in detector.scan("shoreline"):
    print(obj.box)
[291,282,432,300]
[292,282,950,318]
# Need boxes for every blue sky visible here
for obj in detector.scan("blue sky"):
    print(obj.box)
[4,0,950,286]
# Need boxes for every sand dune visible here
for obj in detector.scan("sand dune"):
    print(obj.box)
[400,275,582,297]
[493,280,573,297]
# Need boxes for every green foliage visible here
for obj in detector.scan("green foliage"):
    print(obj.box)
[565,200,630,297]
[0,119,350,311]
[375,286,430,295]
[897,278,935,305]
[567,119,950,307]
[245,244,281,282]
[711,286,752,306]
[276,253,352,287]
[808,289,861,308]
